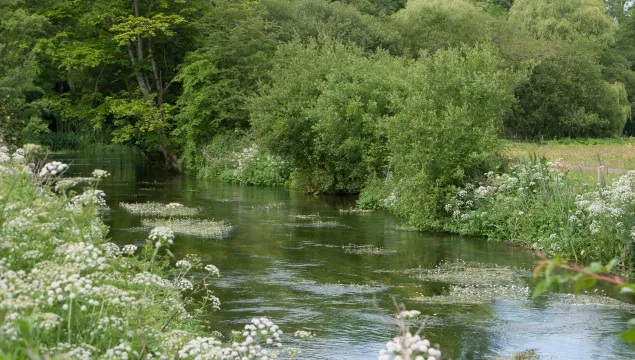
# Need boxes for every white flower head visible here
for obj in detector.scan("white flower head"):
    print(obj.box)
[92,169,110,179]
[148,226,174,248]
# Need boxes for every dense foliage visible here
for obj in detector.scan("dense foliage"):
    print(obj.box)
[3,0,635,248]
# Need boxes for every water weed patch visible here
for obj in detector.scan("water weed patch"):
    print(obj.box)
[119,202,201,217]
[412,260,528,287]
[343,244,397,256]
[412,284,531,305]
[141,219,233,239]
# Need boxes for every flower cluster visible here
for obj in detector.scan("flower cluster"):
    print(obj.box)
[294,330,313,339]
[148,226,175,248]
[204,264,220,277]
[379,334,441,360]
[70,189,108,208]
[205,292,221,311]
[0,146,10,163]
[39,161,68,177]
[378,305,441,360]
[91,169,111,179]
[174,317,284,359]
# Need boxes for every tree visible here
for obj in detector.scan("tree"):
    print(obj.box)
[250,37,410,193]
[391,0,494,56]
[509,0,615,43]
[261,0,401,54]
[504,0,630,138]
[0,0,49,145]
[33,0,200,167]
[605,0,633,23]
[174,0,279,170]
[602,6,635,134]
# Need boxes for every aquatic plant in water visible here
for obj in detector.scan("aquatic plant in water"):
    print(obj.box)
[119,201,200,216]
[339,207,374,214]
[343,244,397,256]
[141,218,233,239]
[411,260,531,305]
[413,260,528,287]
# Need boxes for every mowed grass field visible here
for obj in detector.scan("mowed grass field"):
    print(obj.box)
[505,138,635,170]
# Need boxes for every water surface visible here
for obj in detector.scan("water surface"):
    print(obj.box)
[54,151,635,359]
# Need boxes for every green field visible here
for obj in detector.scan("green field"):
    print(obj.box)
[505,138,635,170]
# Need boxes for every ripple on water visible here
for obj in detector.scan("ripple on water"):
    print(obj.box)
[282,221,349,228]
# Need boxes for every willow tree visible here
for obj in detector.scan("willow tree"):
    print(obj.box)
[505,0,630,138]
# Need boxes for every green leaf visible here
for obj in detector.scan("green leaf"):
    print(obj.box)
[574,277,596,294]
[532,279,549,298]
[620,327,635,342]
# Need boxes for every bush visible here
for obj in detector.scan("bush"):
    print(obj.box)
[385,45,524,229]
[356,176,391,209]
[250,37,410,193]
[196,133,290,187]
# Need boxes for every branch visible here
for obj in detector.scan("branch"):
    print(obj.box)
[535,251,625,286]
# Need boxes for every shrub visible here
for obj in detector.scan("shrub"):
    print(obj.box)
[386,45,524,229]
[196,133,290,187]
[250,37,410,193]
[356,176,390,209]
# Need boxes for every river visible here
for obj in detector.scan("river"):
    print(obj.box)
[53,150,635,359]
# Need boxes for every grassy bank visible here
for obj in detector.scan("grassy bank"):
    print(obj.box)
[442,158,635,267]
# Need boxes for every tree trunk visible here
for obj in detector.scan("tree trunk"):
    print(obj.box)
[126,0,178,170]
